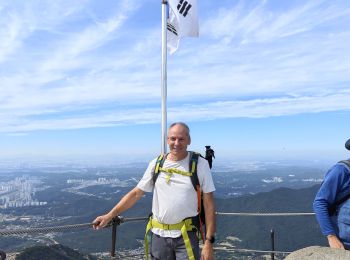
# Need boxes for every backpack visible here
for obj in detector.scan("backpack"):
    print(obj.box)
[152,151,207,241]
[328,160,350,216]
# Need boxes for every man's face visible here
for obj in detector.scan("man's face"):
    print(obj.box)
[167,124,191,159]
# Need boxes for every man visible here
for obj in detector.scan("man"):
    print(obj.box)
[313,138,350,249]
[93,122,216,259]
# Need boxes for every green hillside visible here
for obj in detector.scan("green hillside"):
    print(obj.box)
[15,244,96,260]
[215,184,326,252]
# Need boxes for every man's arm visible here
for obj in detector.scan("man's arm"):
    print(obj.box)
[93,187,145,229]
[201,192,216,260]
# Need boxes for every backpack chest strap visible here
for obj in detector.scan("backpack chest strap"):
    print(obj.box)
[159,167,192,183]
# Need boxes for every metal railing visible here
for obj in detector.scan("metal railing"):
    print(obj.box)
[0,211,315,259]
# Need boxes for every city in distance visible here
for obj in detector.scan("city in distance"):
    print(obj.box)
[0,159,328,258]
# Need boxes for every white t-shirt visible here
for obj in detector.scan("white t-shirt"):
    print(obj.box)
[137,152,215,238]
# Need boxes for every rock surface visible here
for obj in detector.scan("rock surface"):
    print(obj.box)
[285,246,350,260]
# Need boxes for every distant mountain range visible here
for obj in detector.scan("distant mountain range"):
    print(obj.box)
[215,184,326,253]
[6,184,327,259]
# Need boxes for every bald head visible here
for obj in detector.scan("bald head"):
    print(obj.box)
[168,122,190,137]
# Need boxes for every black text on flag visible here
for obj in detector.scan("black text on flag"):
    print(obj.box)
[177,0,192,17]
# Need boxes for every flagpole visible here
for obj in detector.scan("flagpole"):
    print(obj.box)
[161,0,168,154]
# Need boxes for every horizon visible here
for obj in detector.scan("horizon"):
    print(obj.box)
[0,0,349,162]
[0,151,345,170]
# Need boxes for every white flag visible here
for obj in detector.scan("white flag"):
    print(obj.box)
[167,0,199,54]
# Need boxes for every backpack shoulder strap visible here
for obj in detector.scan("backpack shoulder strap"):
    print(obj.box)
[189,151,200,191]
[339,160,350,171]
[329,160,350,215]
[189,151,206,241]
[153,154,167,184]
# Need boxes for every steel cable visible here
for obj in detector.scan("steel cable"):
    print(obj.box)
[0,213,313,259]
[215,212,315,216]
[0,212,315,236]
[0,222,92,236]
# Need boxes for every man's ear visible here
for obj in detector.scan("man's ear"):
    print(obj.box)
[188,135,191,145]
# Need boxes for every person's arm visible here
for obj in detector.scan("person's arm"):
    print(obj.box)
[313,164,350,248]
[201,192,216,260]
[93,187,145,229]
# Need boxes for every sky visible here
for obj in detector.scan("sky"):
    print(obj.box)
[0,0,349,165]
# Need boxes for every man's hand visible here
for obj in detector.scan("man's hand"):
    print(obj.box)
[327,234,345,249]
[201,241,214,260]
[92,187,144,230]
[92,213,113,230]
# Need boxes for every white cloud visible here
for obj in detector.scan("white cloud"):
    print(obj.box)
[3,91,349,134]
[0,10,26,63]
[203,0,350,44]
[0,0,349,133]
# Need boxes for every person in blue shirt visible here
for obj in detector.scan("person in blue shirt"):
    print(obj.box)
[313,139,350,249]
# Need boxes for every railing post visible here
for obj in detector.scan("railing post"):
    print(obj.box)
[0,250,6,260]
[270,229,275,260]
[110,216,124,257]
[111,220,117,257]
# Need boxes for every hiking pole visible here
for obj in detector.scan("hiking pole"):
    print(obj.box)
[110,216,124,257]
[205,146,215,169]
